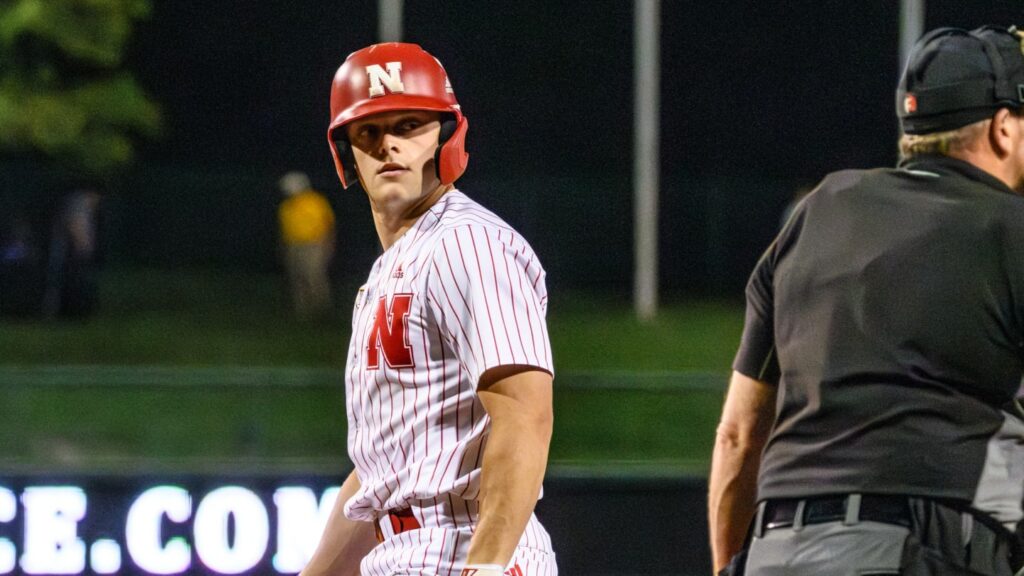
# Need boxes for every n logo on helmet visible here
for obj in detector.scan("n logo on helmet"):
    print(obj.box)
[365,62,405,97]
[367,294,415,369]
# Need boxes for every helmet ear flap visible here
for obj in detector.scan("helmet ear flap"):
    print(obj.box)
[433,115,457,180]
[333,134,359,189]
[435,114,469,185]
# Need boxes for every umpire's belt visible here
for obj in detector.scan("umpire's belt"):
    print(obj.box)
[759,494,911,532]
[375,507,422,543]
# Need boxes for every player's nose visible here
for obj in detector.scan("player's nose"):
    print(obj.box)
[379,131,402,154]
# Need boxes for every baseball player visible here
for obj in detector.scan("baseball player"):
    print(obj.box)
[709,26,1024,575]
[299,43,557,576]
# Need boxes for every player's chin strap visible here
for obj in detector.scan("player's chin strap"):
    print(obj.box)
[460,564,505,576]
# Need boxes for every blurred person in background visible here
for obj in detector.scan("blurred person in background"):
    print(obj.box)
[300,43,556,576]
[0,213,43,316]
[277,170,336,320]
[43,187,102,319]
[710,26,1024,575]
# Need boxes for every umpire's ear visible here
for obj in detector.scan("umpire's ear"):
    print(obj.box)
[989,107,1020,158]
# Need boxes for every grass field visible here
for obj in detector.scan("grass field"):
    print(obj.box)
[0,268,743,475]
[0,268,744,370]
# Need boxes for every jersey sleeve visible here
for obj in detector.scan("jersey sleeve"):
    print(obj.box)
[733,187,815,385]
[426,225,553,388]
[733,241,781,385]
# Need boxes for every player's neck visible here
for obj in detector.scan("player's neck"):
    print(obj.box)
[372,184,452,250]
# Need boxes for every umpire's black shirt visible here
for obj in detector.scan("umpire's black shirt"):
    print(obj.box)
[735,154,1024,513]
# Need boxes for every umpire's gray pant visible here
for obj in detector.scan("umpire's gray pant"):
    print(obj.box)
[743,498,1016,575]
[745,518,909,575]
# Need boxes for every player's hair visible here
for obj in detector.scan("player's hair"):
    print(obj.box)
[898,119,990,160]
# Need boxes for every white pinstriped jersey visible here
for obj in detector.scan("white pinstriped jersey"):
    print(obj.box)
[343,189,553,523]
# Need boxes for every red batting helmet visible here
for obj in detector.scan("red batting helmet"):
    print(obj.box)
[328,43,469,189]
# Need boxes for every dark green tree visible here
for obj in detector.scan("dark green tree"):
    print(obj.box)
[0,0,160,176]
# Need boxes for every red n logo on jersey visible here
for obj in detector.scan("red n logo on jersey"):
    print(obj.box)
[367,294,415,369]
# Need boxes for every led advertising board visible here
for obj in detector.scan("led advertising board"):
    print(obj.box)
[0,477,342,575]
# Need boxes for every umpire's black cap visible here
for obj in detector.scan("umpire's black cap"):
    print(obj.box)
[898,26,1024,135]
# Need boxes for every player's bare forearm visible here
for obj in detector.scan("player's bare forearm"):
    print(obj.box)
[470,366,554,568]
[300,470,378,576]
[708,371,776,574]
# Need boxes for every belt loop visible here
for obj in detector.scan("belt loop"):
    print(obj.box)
[844,493,862,526]
[793,500,807,532]
[753,501,766,539]
[961,511,974,547]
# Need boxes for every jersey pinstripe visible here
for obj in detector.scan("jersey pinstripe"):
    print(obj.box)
[344,189,553,524]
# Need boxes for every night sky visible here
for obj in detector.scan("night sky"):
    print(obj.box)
[113,0,1024,292]
[128,0,1023,179]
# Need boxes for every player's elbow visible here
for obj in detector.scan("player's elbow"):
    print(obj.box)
[714,418,768,456]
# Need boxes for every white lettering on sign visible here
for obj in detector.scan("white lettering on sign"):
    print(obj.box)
[126,486,192,574]
[271,487,340,572]
[20,487,87,574]
[366,62,404,97]
[89,540,121,574]
[0,488,15,574]
[194,486,268,574]
[0,482,342,575]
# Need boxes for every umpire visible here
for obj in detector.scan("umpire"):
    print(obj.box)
[709,26,1024,576]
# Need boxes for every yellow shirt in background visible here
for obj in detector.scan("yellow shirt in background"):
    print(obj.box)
[278,190,335,245]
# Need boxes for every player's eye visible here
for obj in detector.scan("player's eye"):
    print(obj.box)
[397,119,425,133]
[354,125,379,141]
